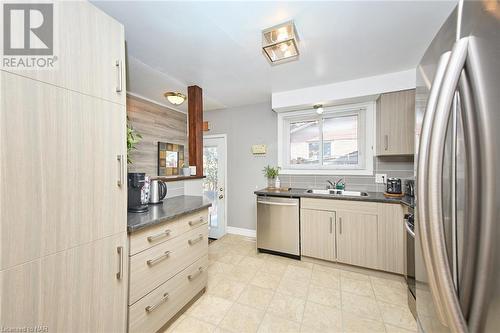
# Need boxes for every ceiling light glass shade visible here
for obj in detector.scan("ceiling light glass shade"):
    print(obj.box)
[262,21,299,63]
[314,104,324,114]
[164,92,186,105]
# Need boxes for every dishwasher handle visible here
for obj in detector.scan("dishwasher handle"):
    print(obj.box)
[257,200,298,206]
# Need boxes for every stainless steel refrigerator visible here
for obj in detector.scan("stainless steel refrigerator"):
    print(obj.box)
[415,0,500,332]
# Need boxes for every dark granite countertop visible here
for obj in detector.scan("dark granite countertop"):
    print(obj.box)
[254,188,414,208]
[127,195,211,233]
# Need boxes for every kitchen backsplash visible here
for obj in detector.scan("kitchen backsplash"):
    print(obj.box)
[279,156,414,193]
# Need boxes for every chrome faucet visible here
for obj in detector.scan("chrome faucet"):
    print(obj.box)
[327,178,345,190]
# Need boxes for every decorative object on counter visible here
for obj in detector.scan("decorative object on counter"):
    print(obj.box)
[263,165,281,188]
[164,91,186,105]
[189,165,197,175]
[181,163,191,176]
[128,172,149,213]
[126,119,143,164]
[158,141,185,176]
[149,179,167,204]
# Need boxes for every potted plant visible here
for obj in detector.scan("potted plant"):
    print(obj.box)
[263,165,281,189]
[127,120,142,164]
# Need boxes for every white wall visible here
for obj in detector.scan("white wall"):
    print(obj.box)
[204,102,276,231]
[272,69,416,112]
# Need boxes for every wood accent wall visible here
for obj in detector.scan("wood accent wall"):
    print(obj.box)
[127,95,187,176]
[188,86,203,176]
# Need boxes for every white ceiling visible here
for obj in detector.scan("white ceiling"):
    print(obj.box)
[93,1,456,112]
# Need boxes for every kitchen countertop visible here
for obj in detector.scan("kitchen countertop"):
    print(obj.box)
[127,195,212,233]
[254,188,414,208]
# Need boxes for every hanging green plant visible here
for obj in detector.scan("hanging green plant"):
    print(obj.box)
[127,119,142,164]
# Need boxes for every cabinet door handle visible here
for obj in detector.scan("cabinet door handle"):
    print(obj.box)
[116,246,123,280]
[188,217,205,227]
[384,135,389,151]
[329,216,333,234]
[117,155,124,187]
[146,251,171,266]
[145,292,169,313]
[339,217,343,234]
[147,229,171,242]
[188,267,204,281]
[115,60,123,92]
[188,234,204,245]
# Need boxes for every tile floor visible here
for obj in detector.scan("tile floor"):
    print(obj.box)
[166,234,417,333]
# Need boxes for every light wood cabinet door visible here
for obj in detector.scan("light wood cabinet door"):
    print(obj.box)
[40,232,128,333]
[376,89,415,156]
[377,203,405,274]
[3,1,126,105]
[0,260,42,328]
[336,210,379,269]
[300,209,336,261]
[0,71,126,270]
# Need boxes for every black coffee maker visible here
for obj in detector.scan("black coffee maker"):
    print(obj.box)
[128,172,149,213]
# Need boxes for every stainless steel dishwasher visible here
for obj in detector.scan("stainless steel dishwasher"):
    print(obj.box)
[256,196,300,259]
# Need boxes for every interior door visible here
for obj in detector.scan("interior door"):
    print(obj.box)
[203,136,226,239]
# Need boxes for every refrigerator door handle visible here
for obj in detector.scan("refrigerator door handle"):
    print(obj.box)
[456,68,480,323]
[416,50,451,326]
[427,37,469,333]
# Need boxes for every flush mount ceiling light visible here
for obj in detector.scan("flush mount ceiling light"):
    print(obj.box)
[164,92,186,105]
[314,104,324,115]
[262,20,299,64]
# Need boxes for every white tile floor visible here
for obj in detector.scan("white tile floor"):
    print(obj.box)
[165,234,417,333]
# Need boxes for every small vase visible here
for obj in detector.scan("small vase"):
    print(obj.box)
[275,176,281,189]
[267,178,275,189]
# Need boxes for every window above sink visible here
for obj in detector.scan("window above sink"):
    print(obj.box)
[278,101,375,175]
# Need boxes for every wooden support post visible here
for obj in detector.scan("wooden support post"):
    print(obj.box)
[188,85,203,176]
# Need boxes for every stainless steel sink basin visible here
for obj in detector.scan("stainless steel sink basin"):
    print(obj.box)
[306,189,369,197]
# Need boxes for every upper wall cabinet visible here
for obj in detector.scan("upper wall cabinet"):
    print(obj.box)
[3,1,126,106]
[376,89,415,156]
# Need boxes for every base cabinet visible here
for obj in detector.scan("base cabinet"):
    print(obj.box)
[128,209,209,333]
[300,209,336,262]
[336,210,378,270]
[301,198,405,274]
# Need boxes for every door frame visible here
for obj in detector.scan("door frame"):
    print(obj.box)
[203,134,228,238]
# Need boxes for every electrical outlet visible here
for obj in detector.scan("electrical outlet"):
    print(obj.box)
[375,173,387,184]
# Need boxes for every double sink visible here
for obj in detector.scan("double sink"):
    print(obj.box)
[306,189,369,197]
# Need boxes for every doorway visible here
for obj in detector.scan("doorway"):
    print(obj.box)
[203,134,227,239]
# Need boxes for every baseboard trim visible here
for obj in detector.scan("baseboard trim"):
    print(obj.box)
[226,226,256,238]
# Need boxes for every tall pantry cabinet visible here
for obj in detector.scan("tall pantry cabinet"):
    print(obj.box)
[0,2,128,332]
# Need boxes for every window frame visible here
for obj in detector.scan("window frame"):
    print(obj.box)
[277,101,375,175]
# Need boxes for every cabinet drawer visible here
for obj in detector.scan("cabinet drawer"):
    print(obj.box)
[129,255,208,333]
[129,223,208,304]
[130,209,208,256]
[301,198,378,214]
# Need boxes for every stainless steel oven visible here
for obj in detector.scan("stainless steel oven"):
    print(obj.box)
[405,208,417,319]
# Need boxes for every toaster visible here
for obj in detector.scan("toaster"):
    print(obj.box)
[386,178,402,194]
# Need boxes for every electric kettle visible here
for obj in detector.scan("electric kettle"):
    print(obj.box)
[149,180,167,204]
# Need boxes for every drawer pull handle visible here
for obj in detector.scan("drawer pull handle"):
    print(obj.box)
[145,292,169,313]
[188,267,204,281]
[146,251,171,266]
[116,246,124,280]
[188,234,204,246]
[188,217,205,227]
[147,229,171,242]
